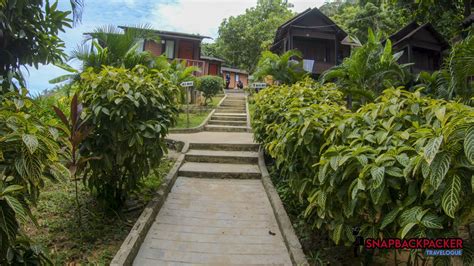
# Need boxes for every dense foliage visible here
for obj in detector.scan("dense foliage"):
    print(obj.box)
[323,1,409,43]
[79,65,179,208]
[210,0,294,71]
[321,29,411,108]
[321,0,471,43]
[197,75,223,105]
[417,31,474,103]
[0,0,72,91]
[253,50,307,85]
[0,90,69,264]
[253,81,474,264]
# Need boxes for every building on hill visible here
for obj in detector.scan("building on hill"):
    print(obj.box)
[121,26,224,77]
[270,7,352,76]
[221,67,249,89]
[384,22,449,74]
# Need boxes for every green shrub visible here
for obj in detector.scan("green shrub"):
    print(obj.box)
[253,84,474,264]
[79,65,179,208]
[0,89,66,264]
[308,89,474,246]
[197,75,223,105]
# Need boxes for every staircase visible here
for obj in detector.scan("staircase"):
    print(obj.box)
[132,92,294,265]
[205,95,248,132]
[179,142,260,179]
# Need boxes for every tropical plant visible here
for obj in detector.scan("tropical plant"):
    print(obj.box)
[0,89,68,263]
[306,88,474,264]
[253,83,474,264]
[0,0,72,92]
[252,79,347,200]
[53,93,96,227]
[79,65,178,208]
[416,30,474,103]
[253,50,307,85]
[197,75,224,105]
[67,25,157,72]
[321,29,411,109]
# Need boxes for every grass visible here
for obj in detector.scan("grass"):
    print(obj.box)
[23,158,175,265]
[172,95,224,129]
[174,112,210,128]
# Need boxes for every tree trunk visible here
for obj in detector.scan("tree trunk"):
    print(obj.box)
[346,94,353,109]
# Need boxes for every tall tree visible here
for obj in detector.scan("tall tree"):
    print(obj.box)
[0,0,73,92]
[214,0,294,72]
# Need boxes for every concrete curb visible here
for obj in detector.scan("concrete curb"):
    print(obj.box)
[110,148,186,265]
[169,95,227,133]
[258,149,309,266]
[245,95,252,133]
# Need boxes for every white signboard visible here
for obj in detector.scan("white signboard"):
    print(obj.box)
[180,81,194,87]
[251,83,267,89]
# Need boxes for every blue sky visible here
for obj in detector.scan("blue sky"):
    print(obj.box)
[26,0,324,94]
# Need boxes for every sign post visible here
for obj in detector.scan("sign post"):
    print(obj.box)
[180,81,194,128]
[251,82,267,93]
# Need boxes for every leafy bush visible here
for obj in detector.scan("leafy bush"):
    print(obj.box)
[0,89,67,264]
[253,84,474,264]
[79,65,179,208]
[197,75,223,105]
[306,89,473,247]
[252,79,348,203]
[253,50,307,85]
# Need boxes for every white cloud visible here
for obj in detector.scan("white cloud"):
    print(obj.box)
[149,0,326,40]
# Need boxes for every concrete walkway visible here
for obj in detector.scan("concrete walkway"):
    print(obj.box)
[133,93,293,265]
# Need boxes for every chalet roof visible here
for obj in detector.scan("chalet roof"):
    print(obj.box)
[119,26,211,41]
[200,55,225,62]
[273,7,348,44]
[386,22,449,50]
[221,67,248,75]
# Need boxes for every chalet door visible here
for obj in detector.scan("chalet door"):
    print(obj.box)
[178,40,194,59]
[208,63,218,75]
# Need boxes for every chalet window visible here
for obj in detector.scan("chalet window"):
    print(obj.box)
[235,74,240,82]
[162,40,175,59]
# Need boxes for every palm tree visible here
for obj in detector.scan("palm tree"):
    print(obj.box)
[320,29,411,109]
[50,25,158,84]
[72,25,158,70]
[253,50,307,85]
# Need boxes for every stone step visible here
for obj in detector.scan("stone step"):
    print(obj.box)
[220,104,246,108]
[211,115,247,121]
[218,107,246,111]
[205,125,248,132]
[213,113,247,117]
[178,162,261,179]
[215,109,246,114]
[208,120,247,126]
[185,149,258,164]
[189,143,259,152]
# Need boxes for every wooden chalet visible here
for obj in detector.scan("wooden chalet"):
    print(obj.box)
[270,7,352,75]
[221,67,249,89]
[386,22,449,74]
[122,27,224,77]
